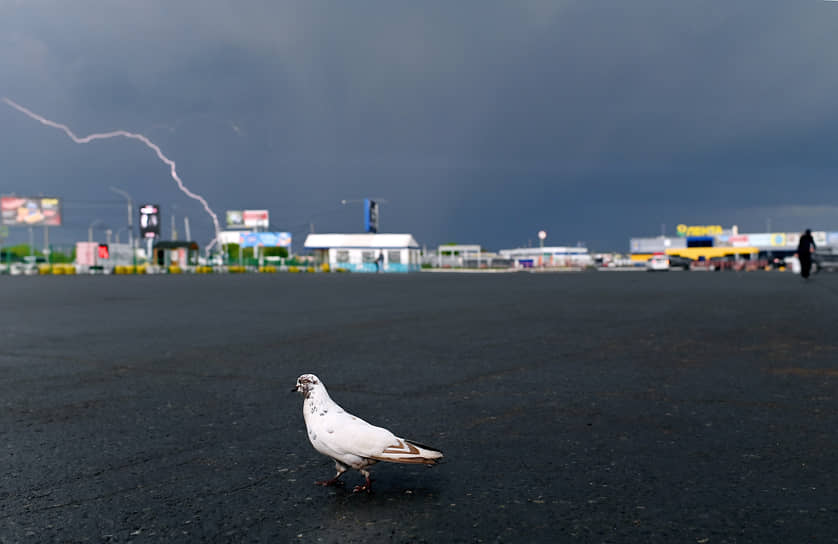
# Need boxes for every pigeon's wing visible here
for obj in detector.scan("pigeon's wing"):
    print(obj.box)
[320,410,401,458]
[321,410,443,465]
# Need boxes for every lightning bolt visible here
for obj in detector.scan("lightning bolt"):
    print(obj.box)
[2,97,221,248]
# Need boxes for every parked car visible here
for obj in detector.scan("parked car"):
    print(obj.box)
[667,255,693,270]
[646,253,670,272]
[814,252,838,272]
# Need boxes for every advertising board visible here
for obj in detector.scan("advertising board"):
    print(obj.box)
[139,204,161,239]
[226,210,245,228]
[239,232,292,248]
[364,199,378,233]
[243,210,269,228]
[1,196,62,226]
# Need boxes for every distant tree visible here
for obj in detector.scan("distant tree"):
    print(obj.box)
[226,243,241,260]
[49,249,74,263]
[263,247,289,259]
[6,244,33,259]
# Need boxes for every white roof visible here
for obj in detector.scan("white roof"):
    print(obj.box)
[437,244,481,252]
[304,233,419,249]
[499,246,589,257]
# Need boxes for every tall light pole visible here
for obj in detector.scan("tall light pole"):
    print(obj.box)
[109,186,133,249]
[88,219,105,243]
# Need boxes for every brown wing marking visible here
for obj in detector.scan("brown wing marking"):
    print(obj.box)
[369,455,438,464]
[381,439,420,456]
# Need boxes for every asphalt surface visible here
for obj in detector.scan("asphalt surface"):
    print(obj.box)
[2,270,837,543]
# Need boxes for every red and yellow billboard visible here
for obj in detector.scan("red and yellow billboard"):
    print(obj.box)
[1,196,62,226]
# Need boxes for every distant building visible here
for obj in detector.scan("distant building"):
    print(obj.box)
[75,241,135,270]
[629,224,838,261]
[434,244,481,268]
[425,245,513,269]
[304,233,421,273]
[498,246,593,268]
[153,241,200,268]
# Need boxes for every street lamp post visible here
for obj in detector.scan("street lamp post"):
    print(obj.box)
[109,187,133,249]
[115,226,132,243]
[538,230,547,268]
[88,219,105,243]
[110,187,136,266]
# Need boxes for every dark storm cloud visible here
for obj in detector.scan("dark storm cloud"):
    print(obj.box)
[2,0,837,251]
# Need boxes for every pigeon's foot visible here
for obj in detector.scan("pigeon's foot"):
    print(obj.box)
[353,472,373,493]
[315,477,344,487]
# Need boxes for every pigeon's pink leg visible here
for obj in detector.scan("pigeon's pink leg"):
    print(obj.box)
[352,469,372,493]
[316,462,347,486]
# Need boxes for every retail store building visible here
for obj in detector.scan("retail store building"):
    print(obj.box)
[630,224,838,261]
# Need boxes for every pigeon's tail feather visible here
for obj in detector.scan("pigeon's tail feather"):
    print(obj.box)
[404,439,441,452]
[370,438,444,465]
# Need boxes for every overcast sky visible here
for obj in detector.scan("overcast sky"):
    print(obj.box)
[2,0,837,252]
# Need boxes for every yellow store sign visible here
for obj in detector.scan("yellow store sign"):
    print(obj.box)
[676,224,723,237]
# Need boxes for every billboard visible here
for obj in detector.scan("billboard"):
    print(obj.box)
[243,210,269,228]
[1,196,62,226]
[139,203,161,239]
[226,210,245,228]
[239,232,292,248]
[364,199,378,233]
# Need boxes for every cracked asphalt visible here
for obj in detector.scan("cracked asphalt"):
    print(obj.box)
[2,271,837,543]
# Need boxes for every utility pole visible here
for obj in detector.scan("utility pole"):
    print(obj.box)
[44,224,50,263]
[109,187,134,249]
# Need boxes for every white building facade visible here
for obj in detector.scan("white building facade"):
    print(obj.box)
[498,246,593,268]
[304,233,421,273]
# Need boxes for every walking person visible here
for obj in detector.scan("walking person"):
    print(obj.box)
[797,229,816,279]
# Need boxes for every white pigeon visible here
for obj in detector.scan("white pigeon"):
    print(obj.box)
[292,373,443,492]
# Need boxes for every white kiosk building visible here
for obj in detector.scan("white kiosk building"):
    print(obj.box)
[304,233,421,273]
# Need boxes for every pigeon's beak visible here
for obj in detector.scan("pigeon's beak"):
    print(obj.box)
[291,383,300,393]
